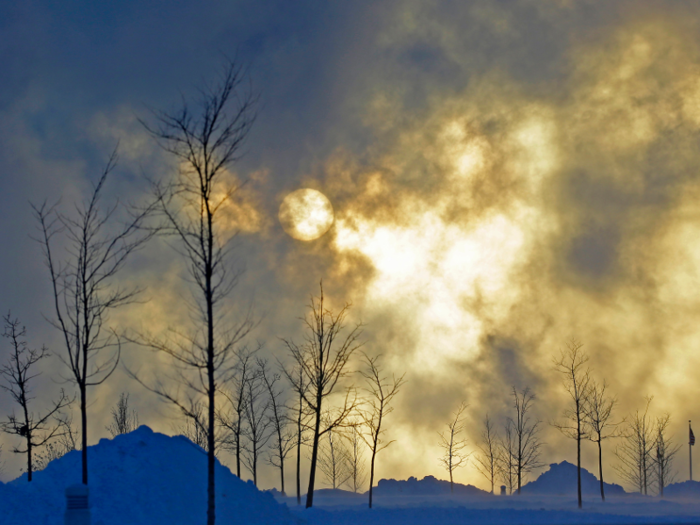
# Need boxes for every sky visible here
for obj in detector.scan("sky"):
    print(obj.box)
[2,0,700,492]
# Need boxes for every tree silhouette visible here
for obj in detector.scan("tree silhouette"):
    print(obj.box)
[261,359,295,495]
[553,339,591,508]
[33,153,152,485]
[508,387,544,494]
[344,421,368,494]
[359,353,405,507]
[653,414,680,496]
[105,392,139,437]
[241,359,273,487]
[438,401,469,493]
[0,314,72,481]
[584,380,619,501]
[615,397,654,494]
[133,58,258,525]
[218,346,257,477]
[317,422,351,490]
[474,414,498,494]
[282,282,362,508]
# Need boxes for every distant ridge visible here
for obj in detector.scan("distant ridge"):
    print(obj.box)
[374,475,491,496]
[521,461,626,496]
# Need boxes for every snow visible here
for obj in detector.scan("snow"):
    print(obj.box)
[373,475,489,496]
[520,461,626,496]
[2,427,700,525]
[277,463,700,525]
[0,426,295,525]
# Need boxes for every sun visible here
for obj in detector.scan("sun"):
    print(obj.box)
[279,189,335,241]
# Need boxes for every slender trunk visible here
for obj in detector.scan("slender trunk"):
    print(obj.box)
[598,438,605,501]
[577,434,582,508]
[296,424,302,504]
[577,410,582,509]
[253,447,258,486]
[450,427,454,493]
[296,377,303,505]
[280,458,285,496]
[27,436,33,482]
[305,405,322,508]
[23,398,33,482]
[236,426,241,477]
[369,445,377,508]
[517,426,522,494]
[206,214,216,525]
[369,407,383,508]
[81,383,87,485]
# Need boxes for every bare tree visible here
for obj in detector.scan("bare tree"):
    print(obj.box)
[497,419,517,494]
[33,151,153,485]
[615,397,654,494]
[174,401,209,449]
[34,413,78,471]
[0,314,72,481]
[241,360,273,486]
[344,420,368,494]
[438,401,470,493]
[260,359,295,495]
[553,339,591,509]
[474,414,498,494]
[134,59,258,525]
[218,346,256,477]
[317,423,351,489]
[291,365,311,505]
[584,380,619,501]
[281,282,363,508]
[359,353,405,507]
[653,414,680,497]
[106,392,139,437]
[509,387,544,494]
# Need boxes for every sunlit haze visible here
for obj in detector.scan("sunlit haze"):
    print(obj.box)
[2,1,700,498]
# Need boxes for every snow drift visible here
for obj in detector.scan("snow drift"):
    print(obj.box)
[520,461,626,496]
[374,475,490,497]
[0,426,295,525]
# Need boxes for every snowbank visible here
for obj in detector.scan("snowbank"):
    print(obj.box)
[665,480,700,498]
[1,426,295,525]
[521,461,626,496]
[374,475,490,497]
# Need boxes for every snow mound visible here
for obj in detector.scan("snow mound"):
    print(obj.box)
[521,461,626,496]
[665,480,700,498]
[374,475,490,497]
[313,488,366,499]
[2,426,295,525]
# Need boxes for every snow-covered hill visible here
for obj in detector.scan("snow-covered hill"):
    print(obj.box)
[1,426,295,525]
[520,461,626,496]
[374,475,490,497]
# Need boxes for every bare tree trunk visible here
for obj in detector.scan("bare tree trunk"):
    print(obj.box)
[306,404,322,508]
[368,445,377,507]
[282,283,362,509]
[598,439,605,501]
[296,397,302,505]
[577,414,582,508]
[81,385,87,484]
[207,291,215,525]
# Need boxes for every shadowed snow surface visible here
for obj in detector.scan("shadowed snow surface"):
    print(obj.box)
[374,475,490,496]
[0,426,295,525]
[521,461,626,496]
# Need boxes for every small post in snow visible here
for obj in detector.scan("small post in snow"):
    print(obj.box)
[65,484,91,525]
[690,420,695,482]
